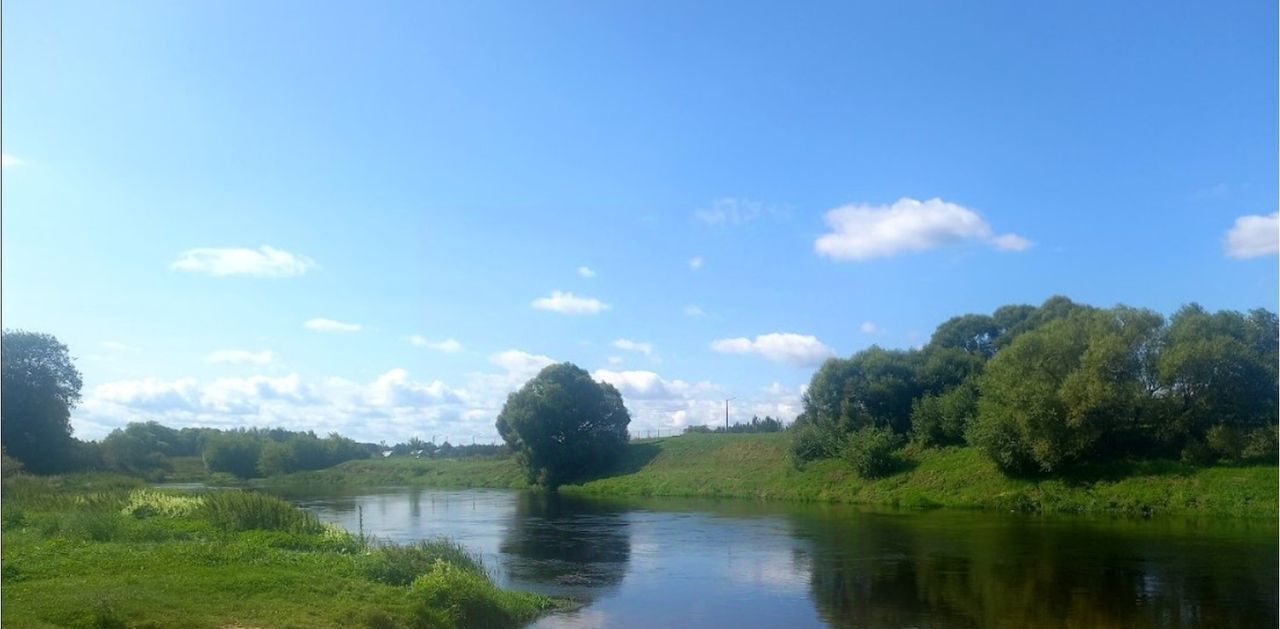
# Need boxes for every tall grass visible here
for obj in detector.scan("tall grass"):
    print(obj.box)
[197,490,324,534]
[361,539,486,586]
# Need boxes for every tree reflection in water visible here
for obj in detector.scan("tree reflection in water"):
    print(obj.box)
[499,491,632,600]
[793,509,1278,628]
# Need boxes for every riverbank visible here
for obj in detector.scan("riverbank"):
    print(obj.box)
[0,473,561,628]
[274,433,1278,517]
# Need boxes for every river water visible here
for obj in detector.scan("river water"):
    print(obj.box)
[276,487,1277,628]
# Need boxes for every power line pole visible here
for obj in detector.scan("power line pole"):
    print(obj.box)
[725,398,735,431]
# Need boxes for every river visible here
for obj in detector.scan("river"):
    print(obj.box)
[272,487,1277,628]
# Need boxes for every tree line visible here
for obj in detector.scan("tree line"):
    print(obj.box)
[683,415,786,434]
[791,296,1279,476]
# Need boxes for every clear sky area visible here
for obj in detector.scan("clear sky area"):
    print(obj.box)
[3,1,1276,443]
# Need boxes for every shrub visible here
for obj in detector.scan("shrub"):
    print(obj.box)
[197,491,323,534]
[910,383,977,447]
[1205,424,1243,460]
[410,560,550,629]
[202,434,263,478]
[1242,426,1279,462]
[789,420,844,464]
[840,425,903,478]
[363,539,485,586]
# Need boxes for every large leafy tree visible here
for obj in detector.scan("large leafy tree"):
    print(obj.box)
[1,330,84,473]
[496,363,631,488]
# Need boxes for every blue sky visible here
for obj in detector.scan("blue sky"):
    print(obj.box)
[3,1,1276,443]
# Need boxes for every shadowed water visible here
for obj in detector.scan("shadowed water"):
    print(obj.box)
[279,487,1277,628]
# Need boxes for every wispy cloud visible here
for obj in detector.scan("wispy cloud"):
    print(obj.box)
[1224,212,1279,258]
[531,290,610,315]
[407,336,463,353]
[577,266,596,278]
[206,349,275,365]
[860,321,878,334]
[304,318,361,333]
[688,256,704,270]
[694,197,786,226]
[815,197,1031,261]
[2,154,23,168]
[101,341,142,353]
[684,305,706,317]
[172,246,315,278]
[711,332,835,367]
[612,338,653,356]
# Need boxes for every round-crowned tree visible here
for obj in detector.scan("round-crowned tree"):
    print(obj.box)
[496,363,631,488]
[1,330,83,473]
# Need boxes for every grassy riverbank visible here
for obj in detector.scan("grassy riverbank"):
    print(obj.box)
[276,433,1278,517]
[0,474,559,628]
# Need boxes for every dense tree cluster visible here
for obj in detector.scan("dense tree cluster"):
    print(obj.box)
[792,297,1278,475]
[496,362,631,488]
[1,331,84,473]
[99,423,373,478]
[683,415,785,434]
[386,437,506,458]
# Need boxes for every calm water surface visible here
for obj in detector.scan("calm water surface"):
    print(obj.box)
[275,487,1277,628]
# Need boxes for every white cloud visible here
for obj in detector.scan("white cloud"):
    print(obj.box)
[101,341,141,353]
[710,333,836,367]
[612,338,653,356]
[2,154,23,168]
[206,349,275,365]
[814,197,1031,260]
[694,198,784,226]
[593,369,699,400]
[688,256,704,270]
[367,369,464,406]
[577,266,596,278]
[1225,212,1279,258]
[684,305,706,317]
[531,290,610,315]
[407,336,462,352]
[489,349,556,376]
[304,318,361,333]
[171,245,315,278]
[860,321,878,334]
[607,356,624,365]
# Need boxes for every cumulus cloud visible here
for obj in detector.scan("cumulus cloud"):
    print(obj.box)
[593,369,698,400]
[407,336,462,352]
[577,266,596,278]
[612,338,653,356]
[2,154,23,168]
[531,291,610,315]
[489,349,556,376]
[1224,212,1279,258]
[367,369,464,406]
[694,198,784,226]
[710,333,835,367]
[171,245,315,277]
[688,256,704,270]
[304,318,361,333]
[814,197,1031,260]
[206,349,275,365]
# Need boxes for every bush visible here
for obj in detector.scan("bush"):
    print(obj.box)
[362,539,485,586]
[410,560,550,629]
[197,491,323,534]
[789,420,844,464]
[910,383,977,447]
[840,425,903,478]
[202,435,263,478]
[1242,426,1278,462]
[1205,424,1243,460]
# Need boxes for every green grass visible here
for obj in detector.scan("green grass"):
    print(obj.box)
[1,474,559,628]
[257,434,1278,517]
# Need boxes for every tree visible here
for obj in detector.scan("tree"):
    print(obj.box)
[495,363,631,488]
[1,330,83,473]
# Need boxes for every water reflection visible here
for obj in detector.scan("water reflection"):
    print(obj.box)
[274,486,1277,629]
[500,492,631,599]
[792,509,1279,628]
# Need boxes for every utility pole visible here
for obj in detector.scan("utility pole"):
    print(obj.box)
[725,398,736,431]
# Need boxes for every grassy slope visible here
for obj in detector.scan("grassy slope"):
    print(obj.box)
[1,474,557,628]
[274,434,1278,517]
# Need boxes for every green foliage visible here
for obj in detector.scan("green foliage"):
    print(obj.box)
[910,381,978,446]
[201,433,263,478]
[410,560,554,629]
[1241,426,1278,462]
[197,491,324,534]
[362,540,485,586]
[684,415,785,434]
[120,489,204,519]
[496,362,631,488]
[1,330,83,473]
[840,425,903,478]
